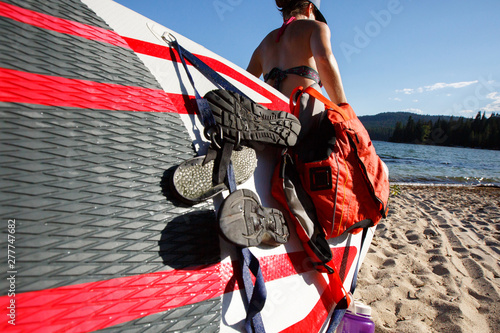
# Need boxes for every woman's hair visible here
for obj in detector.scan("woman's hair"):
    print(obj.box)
[276,0,318,19]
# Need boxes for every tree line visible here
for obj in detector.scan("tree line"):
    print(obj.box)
[389,112,500,150]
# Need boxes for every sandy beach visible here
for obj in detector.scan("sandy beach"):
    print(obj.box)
[355,185,500,333]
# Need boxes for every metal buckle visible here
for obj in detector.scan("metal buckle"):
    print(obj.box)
[204,125,223,150]
[162,32,176,45]
[204,125,241,150]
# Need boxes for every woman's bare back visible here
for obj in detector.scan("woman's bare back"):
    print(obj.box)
[247,18,346,104]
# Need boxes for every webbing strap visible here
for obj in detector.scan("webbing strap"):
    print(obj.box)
[301,86,349,120]
[216,142,235,186]
[326,227,370,333]
[326,308,347,333]
[169,36,249,99]
[281,153,349,303]
[240,248,267,333]
[168,36,266,333]
[289,86,355,123]
[170,38,216,129]
[349,227,369,293]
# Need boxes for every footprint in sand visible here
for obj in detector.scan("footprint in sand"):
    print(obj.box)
[428,254,447,264]
[427,254,452,277]
[431,264,451,276]
[462,258,484,279]
[423,228,438,237]
[382,258,397,267]
[390,242,406,250]
[405,230,420,242]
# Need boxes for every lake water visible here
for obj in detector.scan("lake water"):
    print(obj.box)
[373,141,500,186]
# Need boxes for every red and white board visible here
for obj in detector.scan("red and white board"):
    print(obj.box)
[0,0,375,332]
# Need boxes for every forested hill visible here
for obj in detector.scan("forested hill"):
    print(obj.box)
[359,111,500,150]
[358,112,451,141]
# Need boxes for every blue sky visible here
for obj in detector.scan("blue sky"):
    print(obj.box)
[114,0,500,117]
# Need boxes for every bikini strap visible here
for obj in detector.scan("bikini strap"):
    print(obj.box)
[285,66,322,87]
[264,68,287,90]
[276,16,296,42]
[265,66,322,91]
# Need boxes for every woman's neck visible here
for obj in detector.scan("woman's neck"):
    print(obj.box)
[284,13,309,21]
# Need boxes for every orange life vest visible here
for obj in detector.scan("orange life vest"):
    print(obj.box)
[271,86,390,272]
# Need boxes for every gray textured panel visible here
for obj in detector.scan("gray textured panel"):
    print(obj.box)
[1,0,112,30]
[0,16,160,89]
[0,103,220,292]
[0,0,223,331]
[100,298,221,333]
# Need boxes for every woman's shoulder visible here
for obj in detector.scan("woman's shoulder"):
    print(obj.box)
[257,20,330,51]
[283,19,329,40]
[293,19,329,32]
[264,27,282,42]
[255,28,282,51]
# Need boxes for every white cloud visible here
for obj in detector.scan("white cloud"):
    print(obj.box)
[389,97,402,101]
[483,92,500,112]
[396,80,479,95]
[426,81,478,91]
[396,88,415,95]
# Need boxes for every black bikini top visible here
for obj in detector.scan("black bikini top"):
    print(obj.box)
[264,66,322,90]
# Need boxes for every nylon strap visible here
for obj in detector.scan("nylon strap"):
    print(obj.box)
[326,308,347,333]
[240,248,267,333]
[349,227,369,293]
[171,38,216,129]
[326,227,370,333]
[170,37,249,99]
[290,86,355,123]
[216,142,235,186]
[282,153,349,303]
[169,36,266,333]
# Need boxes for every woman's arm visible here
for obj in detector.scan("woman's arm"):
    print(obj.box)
[247,46,263,78]
[310,23,347,104]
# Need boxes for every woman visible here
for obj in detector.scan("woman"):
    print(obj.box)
[247,0,347,107]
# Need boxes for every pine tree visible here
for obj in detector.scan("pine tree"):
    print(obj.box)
[390,121,404,142]
[388,112,499,150]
